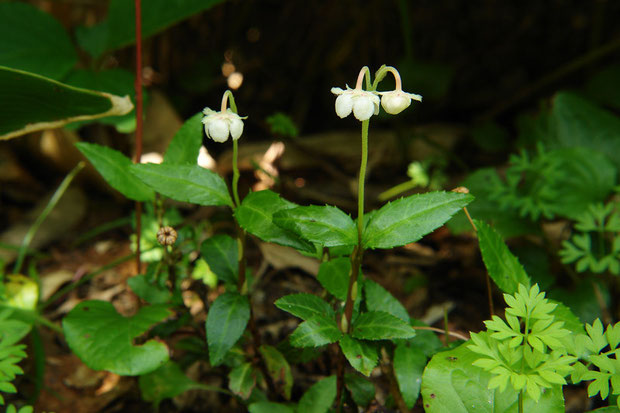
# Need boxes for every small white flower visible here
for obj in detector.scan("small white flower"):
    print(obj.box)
[379,90,422,115]
[331,87,380,121]
[201,108,247,142]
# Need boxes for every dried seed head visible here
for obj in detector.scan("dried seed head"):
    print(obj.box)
[451,186,470,194]
[157,226,178,246]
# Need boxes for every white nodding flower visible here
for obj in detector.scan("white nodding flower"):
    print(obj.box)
[201,108,247,143]
[379,90,422,115]
[331,86,380,121]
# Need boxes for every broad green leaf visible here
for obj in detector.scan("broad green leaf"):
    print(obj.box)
[129,163,232,207]
[164,112,203,164]
[475,220,530,294]
[77,0,225,58]
[290,314,342,348]
[127,274,171,304]
[200,234,238,285]
[351,311,415,341]
[76,142,154,201]
[297,375,337,413]
[344,373,375,407]
[394,343,426,408]
[0,310,31,346]
[316,257,351,301]
[0,2,77,79]
[364,279,409,322]
[206,292,250,366]
[139,360,206,406]
[275,293,334,321]
[339,336,377,377]
[229,362,259,399]
[421,341,565,413]
[62,300,171,375]
[273,205,357,247]
[362,192,473,249]
[259,345,293,400]
[248,402,295,413]
[1,67,133,140]
[235,190,314,252]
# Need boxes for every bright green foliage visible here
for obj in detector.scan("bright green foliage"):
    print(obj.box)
[0,2,77,79]
[297,375,337,413]
[362,191,473,249]
[0,311,29,405]
[266,112,299,138]
[139,360,209,406]
[127,274,172,305]
[259,345,293,400]
[130,204,182,262]
[62,301,171,376]
[75,142,154,202]
[273,205,358,247]
[248,401,295,413]
[201,235,238,285]
[316,258,350,301]
[394,343,427,408]
[476,219,530,294]
[339,336,378,376]
[572,319,620,408]
[206,292,250,366]
[130,164,233,207]
[560,202,620,275]
[351,311,415,340]
[5,405,38,413]
[289,314,341,348]
[229,362,261,399]
[163,112,203,164]
[235,190,314,253]
[274,293,334,321]
[344,373,375,407]
[364,279,409,322]
[468,284,576,402]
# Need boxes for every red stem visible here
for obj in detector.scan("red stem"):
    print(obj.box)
[133,0,143,273]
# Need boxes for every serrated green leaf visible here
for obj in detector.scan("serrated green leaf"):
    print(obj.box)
[200,234,238,285]
[259,345,293,400]
[274,293,334,321]
[339,336,377,376]
[362,191,473,249]
[394,343,427,408]
[316,257,351,301]
[476,220,531,294]
[229,362,259,399]
[273,205,357,247]
[364,279,409,322]
[351,311,415,340]
[75,142,154,201]
[206,292,250,366]
[297,375,337,413]
[164,112,203,164]
[139,360,205,405]
[235,190,314,253]
[344,373,375,407]
[130,163,232,207]
[62,300,171,375]
[289,314,341,348]
[248,402,295,413]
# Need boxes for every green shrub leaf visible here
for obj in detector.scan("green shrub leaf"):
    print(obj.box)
[130,163,232,207]
[275,293,334,321]
[200,234,238,285]
[273,205,357,247]
[248,402,295,413]
[229,362,260,399]
[316,257,351,301]
[290,314,341,348]
[206,292,250,366]
[139,360,206,406]
[62,300,171,375]
[394,343,427,408]
[363,192,473,249]
[364,279,409,322]
[351,311,415,341]
[339,336,377,376]
[259,345,293,400]
[297,375,337,413]
[344,373,375,407]
[164,112,203,164]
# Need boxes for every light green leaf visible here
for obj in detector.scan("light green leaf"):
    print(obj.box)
[1,67,133,141]
[229,362,259,399]
[76,142,154,201]
[259,345,293,400]
[344,373,375,407]
[200,234,238,285]
[339,336,377,377]
[394,343,426,408]
[364,279,409,322]
[206,292,250,366]
[316,257,351,301]
[130,163,232,207]
[297,375,337,413]
[290,314,341,348]
[273,205,357,247]
[77,0,226,58]
[235,190,314,252]
[164,112,203,164]
[363,191,473,249]
[139,360,206,405]
[476,220,531,294]
[62,300,171,375]
[274,293,334,321]
[248,402,295,413]
[0,2,77,79]
[127,274,171,305]
[351,311,415,341]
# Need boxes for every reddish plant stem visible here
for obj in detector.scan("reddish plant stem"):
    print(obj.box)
[133,0,143,274]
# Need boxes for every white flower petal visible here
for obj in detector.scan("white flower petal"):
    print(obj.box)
[331,87,345,95]
[202,107,216,116]
[207,118,229,142]
[335,94,353,118]
[229,117,244,140]
[352,95,375,121]
[381,91,411,115]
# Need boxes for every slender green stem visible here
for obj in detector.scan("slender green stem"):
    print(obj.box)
[232,138,242,208]
[357,120,369,243]
[518,389,524,413]
[13,162,85,274]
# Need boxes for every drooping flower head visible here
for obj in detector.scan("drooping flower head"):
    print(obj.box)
[331,86,380,121]
[201,108,246,143]
[379,89,422,115]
